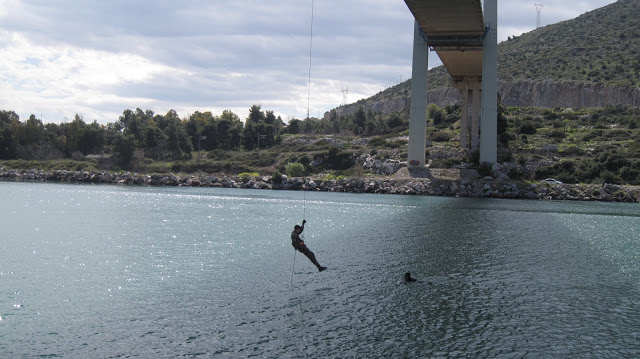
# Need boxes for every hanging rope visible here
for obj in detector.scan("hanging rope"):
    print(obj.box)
[303,0,312,220]
[306,0,314,120]
[290,250,297,286]
[292,0,314,289]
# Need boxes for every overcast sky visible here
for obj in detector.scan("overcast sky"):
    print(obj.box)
[0,0,617,124]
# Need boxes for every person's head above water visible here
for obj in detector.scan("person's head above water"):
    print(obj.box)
[404,272,416,282]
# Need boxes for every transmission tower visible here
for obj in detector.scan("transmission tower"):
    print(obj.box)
[341,86,349,106]
[535,3,544,28]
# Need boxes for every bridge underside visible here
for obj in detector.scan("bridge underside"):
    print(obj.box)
[404,0,497,167]
[405,0,485,79]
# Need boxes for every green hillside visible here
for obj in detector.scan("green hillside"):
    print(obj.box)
[498,0,640,87]
[370,0,640,100]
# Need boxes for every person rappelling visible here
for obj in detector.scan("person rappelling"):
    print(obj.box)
[291,220,326,272]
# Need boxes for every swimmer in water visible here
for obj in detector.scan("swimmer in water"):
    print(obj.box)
[404,272,417,282]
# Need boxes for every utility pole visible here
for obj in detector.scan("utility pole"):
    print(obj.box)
[197,134,206,163]
[535,3,544,28]
[257,133,266,155]
[341,86,349,106]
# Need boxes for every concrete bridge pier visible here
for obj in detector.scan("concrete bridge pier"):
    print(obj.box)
[480,0,498,164]
[455,77,482,150]
[404,0,497,165]
[407,20,428,169]
[459,81,469,149]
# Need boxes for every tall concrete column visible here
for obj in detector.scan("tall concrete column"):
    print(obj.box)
[407,21,428,168]
[471,80,480,150]
[460,82,469,149]
[480,0,498,164]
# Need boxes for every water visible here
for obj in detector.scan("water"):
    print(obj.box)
[1,181,639,358]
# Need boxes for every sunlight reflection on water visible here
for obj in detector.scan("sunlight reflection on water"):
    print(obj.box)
[1,181,639,358]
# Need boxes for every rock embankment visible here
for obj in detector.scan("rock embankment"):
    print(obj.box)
[1,167,638,203]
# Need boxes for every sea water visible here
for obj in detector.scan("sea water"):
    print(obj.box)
[1,181,639,358]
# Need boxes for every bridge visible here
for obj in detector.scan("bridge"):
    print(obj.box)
[403,0,497,167]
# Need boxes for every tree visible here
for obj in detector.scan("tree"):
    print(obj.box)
[143,123,167,159]
[164,111,192,158]
[78,121,105,155]
[228,123,242,149]
[186,111,213,150]
[287,119,301,134]
[354,107,366,132]
[247,105,265,125]
[201,121,219,151]
[0,111,18,159]
[265,110,276,125]
[20,114,45,146]
[242,121,258,150]
[63,115,87,155]
[114,134,137,167]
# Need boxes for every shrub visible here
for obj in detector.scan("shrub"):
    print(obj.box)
[575,158,602,182]
[582,130,603,142]
[239,172,260,183]
[559,145,585,156]
[387,139,408,149]
[285,162,305,177]
[549,129,566,140]
[325,147,353,170]
[478,162,492,177]
[349,164,365,178]
[599,170,620,184]
[620,166,639,182]
[368,137,387,147]
[519,122,537,135]
[430,158,461,168]
[272,169,282,184]
[431,130,453,142]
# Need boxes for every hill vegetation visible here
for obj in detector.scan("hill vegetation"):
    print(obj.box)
[2,1,640,188]
[2,102,639,186]
[499,0,640,87]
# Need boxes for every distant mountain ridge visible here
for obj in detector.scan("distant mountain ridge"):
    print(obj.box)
[326,0,640,119]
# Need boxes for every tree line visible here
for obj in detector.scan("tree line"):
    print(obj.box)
[0,105,412,166]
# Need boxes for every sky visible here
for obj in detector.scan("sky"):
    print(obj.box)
[0,0,618,125]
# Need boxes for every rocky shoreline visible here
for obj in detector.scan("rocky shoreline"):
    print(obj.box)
[2,167,638,203]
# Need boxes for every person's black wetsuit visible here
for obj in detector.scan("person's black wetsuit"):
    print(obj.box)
[291,223,326,272]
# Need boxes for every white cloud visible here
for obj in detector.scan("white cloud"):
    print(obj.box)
[0,0,619,124]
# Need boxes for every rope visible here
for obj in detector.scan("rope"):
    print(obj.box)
[292,0,313,289]
[304,0,312,218]
[306,0,314,120]
[290,249,297,287]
